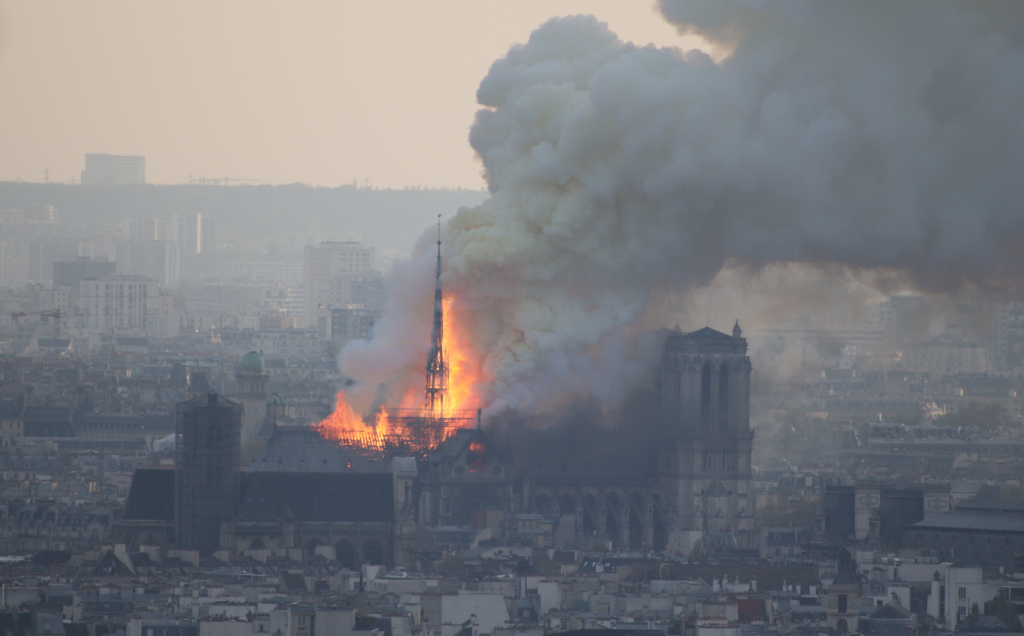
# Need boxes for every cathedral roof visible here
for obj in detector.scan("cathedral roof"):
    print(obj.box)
[236,472,394,524]
[250,426,390,473]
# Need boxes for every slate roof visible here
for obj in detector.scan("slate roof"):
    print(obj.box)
[122,469,175,522]
[958,498,1024,513]
[77,413,174,432]
[954,613,1016,633]
[555,631,665,636]
[115,337,148,347]
[910,509,1024,533]
[434,429,478,460]
[236,472,394,523]
[90,550,133,576]
[868,603,914,620]
[23,407,73,437]
[250,427,390,473]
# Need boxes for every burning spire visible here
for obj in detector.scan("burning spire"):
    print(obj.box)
[316,215,480,457]
[424,215,448,416]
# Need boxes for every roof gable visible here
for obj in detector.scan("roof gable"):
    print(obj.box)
[683,327,735,340]
[870,604,913,619]
[123,469,175,522]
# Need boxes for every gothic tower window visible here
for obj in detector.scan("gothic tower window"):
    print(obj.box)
[718,363,730,429]
[658,324,753,534]
[701,363,712,425]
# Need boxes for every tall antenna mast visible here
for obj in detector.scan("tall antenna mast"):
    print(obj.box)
[425,214,448,416]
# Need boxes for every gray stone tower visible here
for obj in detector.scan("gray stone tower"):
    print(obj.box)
[658,323,754,552]
[234,351,268,463]
[175,392,242,554]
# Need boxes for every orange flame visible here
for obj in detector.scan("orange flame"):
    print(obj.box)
[316,293,488,452]
[317,390,365,439]
[317,391,388,449]
[375,406,390,437]
[441,296,485,416]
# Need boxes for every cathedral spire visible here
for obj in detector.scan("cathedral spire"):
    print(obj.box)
[425,215,448,415]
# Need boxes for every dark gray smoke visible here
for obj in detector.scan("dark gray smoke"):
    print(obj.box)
[343,1,1024,415]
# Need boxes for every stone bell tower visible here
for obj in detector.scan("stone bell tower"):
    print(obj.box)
[658,321,754,552]
[234,351,268,464]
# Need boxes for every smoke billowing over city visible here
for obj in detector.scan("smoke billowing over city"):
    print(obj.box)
[0,1,1022,633]
[343,0,1024,416]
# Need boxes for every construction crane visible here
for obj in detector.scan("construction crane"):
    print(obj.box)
[11,310,61,349]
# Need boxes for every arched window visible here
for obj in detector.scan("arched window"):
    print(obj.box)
[701,363,712,425]
[363,539,385,566]
[718,364,729,429]
[335,540,356,570]
[305,539,323,556]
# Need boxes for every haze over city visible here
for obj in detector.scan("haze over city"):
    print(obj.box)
[0,1,708,188]
[0,3,1021,636]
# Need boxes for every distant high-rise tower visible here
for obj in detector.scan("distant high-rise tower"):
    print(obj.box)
[171,213,216,281]
[424,217,448,416]
[301,241,377,327]
[81,154,145,185]
[174,392,242,554]
[116,239,180,287]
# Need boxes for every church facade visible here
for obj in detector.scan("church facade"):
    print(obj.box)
[427,323,755,555]
[657,323,755,550]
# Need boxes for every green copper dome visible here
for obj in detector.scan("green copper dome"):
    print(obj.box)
[267,392,285,406]
[238,351,265,373]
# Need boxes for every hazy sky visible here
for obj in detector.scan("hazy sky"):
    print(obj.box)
[0,1,706,189]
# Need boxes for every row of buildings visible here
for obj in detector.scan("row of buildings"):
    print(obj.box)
[0,240,384,348]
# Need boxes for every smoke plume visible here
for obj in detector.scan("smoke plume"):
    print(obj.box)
[341,1,1024,415]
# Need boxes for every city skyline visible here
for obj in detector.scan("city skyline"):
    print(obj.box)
[0,1,708,189]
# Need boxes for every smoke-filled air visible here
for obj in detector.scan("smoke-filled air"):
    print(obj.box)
[339,0,1024,417]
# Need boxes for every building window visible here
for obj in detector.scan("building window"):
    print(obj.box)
[838,595,847,614]
[958,587,966,599]
[718,363,729,429]
[701,363,712,425]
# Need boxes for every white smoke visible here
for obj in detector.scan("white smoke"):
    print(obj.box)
[341,1,1024,415]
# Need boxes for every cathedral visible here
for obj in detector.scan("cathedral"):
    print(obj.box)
[117,323,755,564]
[510,322,754,554]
